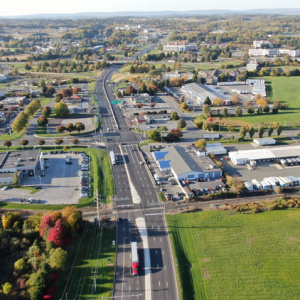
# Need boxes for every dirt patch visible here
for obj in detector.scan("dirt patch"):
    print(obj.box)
[288,236,299,243]
[201,257,211,262]
[202,268,211,279]
[246,237,254,245]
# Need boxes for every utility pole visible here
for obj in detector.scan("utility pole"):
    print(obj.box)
[92,270,98,292]
[96,193,100,226]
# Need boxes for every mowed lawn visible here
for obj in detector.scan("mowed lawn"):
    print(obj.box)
[167,209,300,300]
[229,77,300,125]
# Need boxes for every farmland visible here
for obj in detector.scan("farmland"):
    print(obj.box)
[167,209,300,300]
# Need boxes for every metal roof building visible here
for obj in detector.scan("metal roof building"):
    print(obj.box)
[181,83,229,105]
[152,146,222,180]
[229,145,300,165]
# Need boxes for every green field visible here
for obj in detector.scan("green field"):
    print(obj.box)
[230,77,300,125]
[55,222,116,300]
[167,209,300,300]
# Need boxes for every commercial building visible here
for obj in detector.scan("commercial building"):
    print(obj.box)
[152,145,222,180]
[0,150,43,184]
[206,143,227,155]
[252,82,266,97]
[253,138,276,146]
[229,145,300,165]
[2,96,26,105]
[249,48,299,57]
[181,83,229,105]
[130,93,152,104]
[163,42,197,52]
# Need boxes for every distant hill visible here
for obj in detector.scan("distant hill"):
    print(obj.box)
[1,9,300,19]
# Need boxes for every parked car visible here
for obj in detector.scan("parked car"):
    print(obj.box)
[34,186,42,190]
[1,186,8,191]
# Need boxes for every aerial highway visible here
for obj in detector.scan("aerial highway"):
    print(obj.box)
[96,66,178,300]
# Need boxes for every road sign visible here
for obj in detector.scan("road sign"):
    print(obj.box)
[111,100,121,105]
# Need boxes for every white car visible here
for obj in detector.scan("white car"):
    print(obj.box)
[1,186,8,191]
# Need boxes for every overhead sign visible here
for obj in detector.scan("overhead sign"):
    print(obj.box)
[111,100,122,104]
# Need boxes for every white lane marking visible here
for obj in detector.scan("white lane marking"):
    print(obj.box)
[159,281,161,287]
[162,250,164,255]
[160,238,162,242]
[145,213,163,216]
[129,286,131,292]
[164,265,167,271]
[166,281,168,288]
[136,217,152,300]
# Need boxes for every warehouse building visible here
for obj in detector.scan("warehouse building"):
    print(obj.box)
[206,143,227,155]
[229,145,300,165]
[152,145,222,180]
[181,83,229,105]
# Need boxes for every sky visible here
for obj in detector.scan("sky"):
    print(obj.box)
[0,0,299,16]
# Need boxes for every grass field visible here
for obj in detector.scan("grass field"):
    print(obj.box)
[229,77,300,125]
[167,209,300,300]
[55,222,116,300]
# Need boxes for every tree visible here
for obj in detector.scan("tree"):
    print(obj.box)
[213,97,224,107]
[62,206,83,236]
[179,95,185,103]
[12,67,19,75]
[65,123,74,132]
[72,138,79,145]
[149,102,156,108]
[136,103,143,109]
[276,125,283,136]
[13,170,19,185]
[14,258,27,272]
[20,139,29,149]
[48,219,66,247]
[194,118,203,129]
[12,112,28,133]
[263,105,270,113]
[75,122,85,133]
[3,139,12,149]
[148,130,160,142]
[203,104,211,118]
[268,126,274,137]
[195,139,207,149]
[38,139,45,146]
[236,106,242,117]
[230,94,240,105]
[37,116,48,127]
[48,248,68,271]
[222,108,228,117]
[226,176,244,206]
[180,102,188,110]
[27,271,46,300]
[42,106,51,117]
[54,101,69,117]
[55,138,63,145]
[177,118,186,129]
[274,186,282,194]
[126,85,137,95]
[2,212,21,229]
[39,214,53,239]
[247,106,254,114]
[2,282,13,295]
[258,126,265,138]
[239,126,247,140]
[56,125,66,133]
[249,127,255,138]
[171,111,179,120]
[256,98,268,107]
[204,96,211,105]
[166,129,183,142]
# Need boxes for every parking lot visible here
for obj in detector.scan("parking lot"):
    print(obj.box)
[0,152,90,205]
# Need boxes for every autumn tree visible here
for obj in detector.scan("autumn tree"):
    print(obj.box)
[3,139,12,149]
[72,138,79,145]
[75,122,85,133]
[55,101,69,117]
[48,248,68,272]
[65,123,74,132]
[20,139,29,149]
[38,139,45,146]
[2,212,22,230]
[236,106,243,117]
[55,138,63,145]
[149,102,156,108]
[48,219,66,247]
[230,94,240,105]
[226,176,244,206]
[171,111,179,120]
[56,125,66,133]
[195,139,207,149]
[39,214,53,239]
[194,118,203,129]
[256,98,268,107]
[180,102,188,110]
[37,116,48,127]
[42,106,51,117]
[166,129,183,142]
[177,118,187,129]
[12,112,28,132]
[213,97,224,107]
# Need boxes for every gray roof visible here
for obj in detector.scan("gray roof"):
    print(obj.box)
[0,149,41,170]
[181,83,228,102]
[164,146,220,176]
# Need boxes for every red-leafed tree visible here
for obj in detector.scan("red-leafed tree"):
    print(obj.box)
[39,215,53,239]
[48,219,66,247]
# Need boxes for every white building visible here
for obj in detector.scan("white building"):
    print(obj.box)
[253,40,273,49]
[279,49,299,57]
[2,96,26,105]
[249,48,299,57]
[206,143,227,155]
[253,138,276,146]
[163,42,197,52]
[229,145,300,165]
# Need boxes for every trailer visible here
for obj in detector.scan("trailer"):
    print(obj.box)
[263,178,277,188]
[261,180,272,190]
[131,242,139,276]
[277,177,289,187]
[244,182,254,191]
[252,179,262,190]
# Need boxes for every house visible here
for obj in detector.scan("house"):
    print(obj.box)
[134,117,147,125]
[0,74,9,83]
[67,95,82,103]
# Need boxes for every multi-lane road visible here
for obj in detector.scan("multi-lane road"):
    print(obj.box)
[95,67,178,300]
